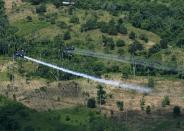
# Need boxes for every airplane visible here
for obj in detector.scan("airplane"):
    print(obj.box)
[14,50,25,58]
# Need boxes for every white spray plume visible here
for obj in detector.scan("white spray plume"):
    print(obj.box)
[24,56,151,93]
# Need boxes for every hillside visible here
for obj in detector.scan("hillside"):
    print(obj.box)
[0,0,184,130]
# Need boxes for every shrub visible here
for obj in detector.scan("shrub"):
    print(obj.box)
[26,16,32,22]
[146,105,151,114]
[70,16,80,24]
[162,96,170,107]
[116,40,125,47]
[129,31,136,40]
[140,96,145,111]
[173,106,181,116]
[118,24,128,34]
[139,34,148,43]
[116,101,124,111]
[87,98,96,108]
[36,4,46,14]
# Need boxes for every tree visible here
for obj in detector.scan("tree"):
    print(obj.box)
[116,40,125,47]
[116,101,124,111]
[146,105,151,114]
[140,96,145,111]
[160,39,168,49]
[108,19,118,35]
[102,35,115,50]
[176,39,184,48]
[129,31,136,40]
[30,0,43,5]
[97,85,106,105]
[128,40,144,55]
[162,96,170,107]
[173,106,181,116]
[87,98,96,108]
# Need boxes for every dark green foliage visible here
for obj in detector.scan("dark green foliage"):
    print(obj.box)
[29,0,43,5]
[176,39,184,48]
[128,40,144,55]
[81,17,98,32]
[70,16,80,24]
[129,31,136,40]
[162,96,170,107]
[148,44,161,56]
[118,24,128,34]
[87,98,96,108]
[102,35,115,50]
[116,39,125,47]
[139,34,148,43]
[146,105,151,114]
[160,39,168,49]
[97,85,106,105]
[26,16,33,22]
[36,4,46,14]
[63,31,71,40]
[173,106,181,116]
[57,21,68,29]
[116,101,124,111]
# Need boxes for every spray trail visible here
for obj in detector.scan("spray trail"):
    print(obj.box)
[24,56,151,93]
[72,49,181,72]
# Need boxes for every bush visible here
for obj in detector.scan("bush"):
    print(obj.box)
[116,40,125,47]
[26,16,32,22]
[129,31,136,40]
[146,105,151,114]
[162,96,170,107]
[118,24,128,34]
[87,98,96,108]
[116,101,124,111]
[173,106,181,116]
[140,96,145,111]
[139,34,148,43]
[63,31,71,40]
[36,4,46,14]
[70,16,80,24]
[57,21,68,29]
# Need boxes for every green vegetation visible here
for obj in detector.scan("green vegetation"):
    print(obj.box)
[0,95,127,131]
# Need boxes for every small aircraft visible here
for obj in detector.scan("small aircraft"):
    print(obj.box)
[14,50,25,58]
